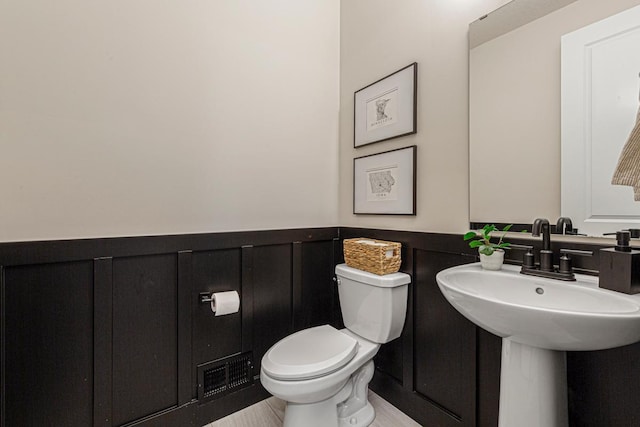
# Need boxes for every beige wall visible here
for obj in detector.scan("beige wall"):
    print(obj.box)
[0,0,340,242]
[9,0,620,242]
[339,0,509,234]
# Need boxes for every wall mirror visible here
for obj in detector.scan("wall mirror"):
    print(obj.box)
[469,0,640,237]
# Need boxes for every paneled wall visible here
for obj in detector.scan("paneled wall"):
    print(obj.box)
[3,227,640,427]
[0,228,339,426]
[5,261,95,425]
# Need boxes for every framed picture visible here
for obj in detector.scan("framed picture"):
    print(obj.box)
[354,63,417,148]
[353,145,416,215]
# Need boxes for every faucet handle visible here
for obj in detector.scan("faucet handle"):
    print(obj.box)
[558,249,593,275]
[509,243,533,251]
[559,249,593,257]
[509,244,534,250]
[509,244,535,268]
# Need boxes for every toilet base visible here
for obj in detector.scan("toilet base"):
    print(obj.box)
[283,379,352,427]
[281,361,376,427]
[282,389,376,427]
[339,401,375,427]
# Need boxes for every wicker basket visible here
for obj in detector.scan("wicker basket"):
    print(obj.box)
[343,238,401,275]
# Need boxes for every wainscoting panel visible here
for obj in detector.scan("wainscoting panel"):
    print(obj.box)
[567,342,640,426]
[414,249,476,423]
[4,261,94,426]
[300,240,337,330]
[252,244,292,372]
[374,332,405,384]
[112,254,179,426]
[477,329,502,427]
[94,257,114,426]
[192,249,243,375]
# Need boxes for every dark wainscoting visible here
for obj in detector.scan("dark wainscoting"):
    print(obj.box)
[3,226,640,427]
[0,228,340,427]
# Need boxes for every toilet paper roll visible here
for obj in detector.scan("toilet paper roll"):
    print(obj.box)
[211,291,240,316]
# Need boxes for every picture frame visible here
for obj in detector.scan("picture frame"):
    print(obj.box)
[354,63,417,148]
[353,145,416,215]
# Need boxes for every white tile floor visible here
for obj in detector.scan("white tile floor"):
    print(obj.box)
[204,391,421,427]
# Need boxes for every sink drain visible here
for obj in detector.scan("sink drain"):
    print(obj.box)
[535,287,544,295]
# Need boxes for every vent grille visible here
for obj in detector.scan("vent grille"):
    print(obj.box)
[203,365,227,398]
[228,356,252,389]
[198,352,254,402]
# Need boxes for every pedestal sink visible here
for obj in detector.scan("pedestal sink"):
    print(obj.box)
[436,263,640,427]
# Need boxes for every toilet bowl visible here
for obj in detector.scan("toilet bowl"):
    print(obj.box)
[260,264,411,427]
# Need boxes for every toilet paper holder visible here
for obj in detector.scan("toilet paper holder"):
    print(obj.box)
[199,290,240,316]
[199,292,215,304]
[199,292,225,304]
[199,292,221,314]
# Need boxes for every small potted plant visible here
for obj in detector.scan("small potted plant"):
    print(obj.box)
[463,224,512,270]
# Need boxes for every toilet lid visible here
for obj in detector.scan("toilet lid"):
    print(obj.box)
[262,325,358,380]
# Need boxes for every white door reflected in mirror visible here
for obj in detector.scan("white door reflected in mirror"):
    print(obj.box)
[561,4,640,236]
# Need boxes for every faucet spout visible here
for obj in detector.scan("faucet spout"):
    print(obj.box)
[555,217,573,235]
[532,218,551,250]
[532,218,553,271]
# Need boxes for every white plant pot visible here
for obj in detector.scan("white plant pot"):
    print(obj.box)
[479,249,504,271]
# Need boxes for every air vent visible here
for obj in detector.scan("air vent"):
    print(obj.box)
[203,365,227,397]
[198,352,254,402]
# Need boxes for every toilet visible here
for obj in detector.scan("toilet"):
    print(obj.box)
[260,263,411,427]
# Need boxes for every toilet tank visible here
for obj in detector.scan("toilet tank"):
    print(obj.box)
[335,263,410,344]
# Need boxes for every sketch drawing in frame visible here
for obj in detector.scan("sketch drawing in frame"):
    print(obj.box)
[353,145,417,215]
[354,63,417,148]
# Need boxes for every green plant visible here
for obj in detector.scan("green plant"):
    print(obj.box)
[463,224,512,256]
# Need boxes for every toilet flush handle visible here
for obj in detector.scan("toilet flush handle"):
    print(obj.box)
[333,276,341,286]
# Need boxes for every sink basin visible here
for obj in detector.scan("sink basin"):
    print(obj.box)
[436,262,640,427]
[436,262,640,351]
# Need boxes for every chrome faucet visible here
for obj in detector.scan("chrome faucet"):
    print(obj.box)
[532,218,553,271]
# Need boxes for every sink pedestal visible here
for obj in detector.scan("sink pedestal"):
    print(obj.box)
[436,263,640,427]
[499,339,568,427]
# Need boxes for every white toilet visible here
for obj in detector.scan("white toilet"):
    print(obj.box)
[260,263,411,427]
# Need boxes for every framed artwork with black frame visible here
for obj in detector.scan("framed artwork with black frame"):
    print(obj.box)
[353,145,416,215]
[353,63,417,148]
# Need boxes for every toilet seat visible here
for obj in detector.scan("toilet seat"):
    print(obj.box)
[262,325,358,381]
